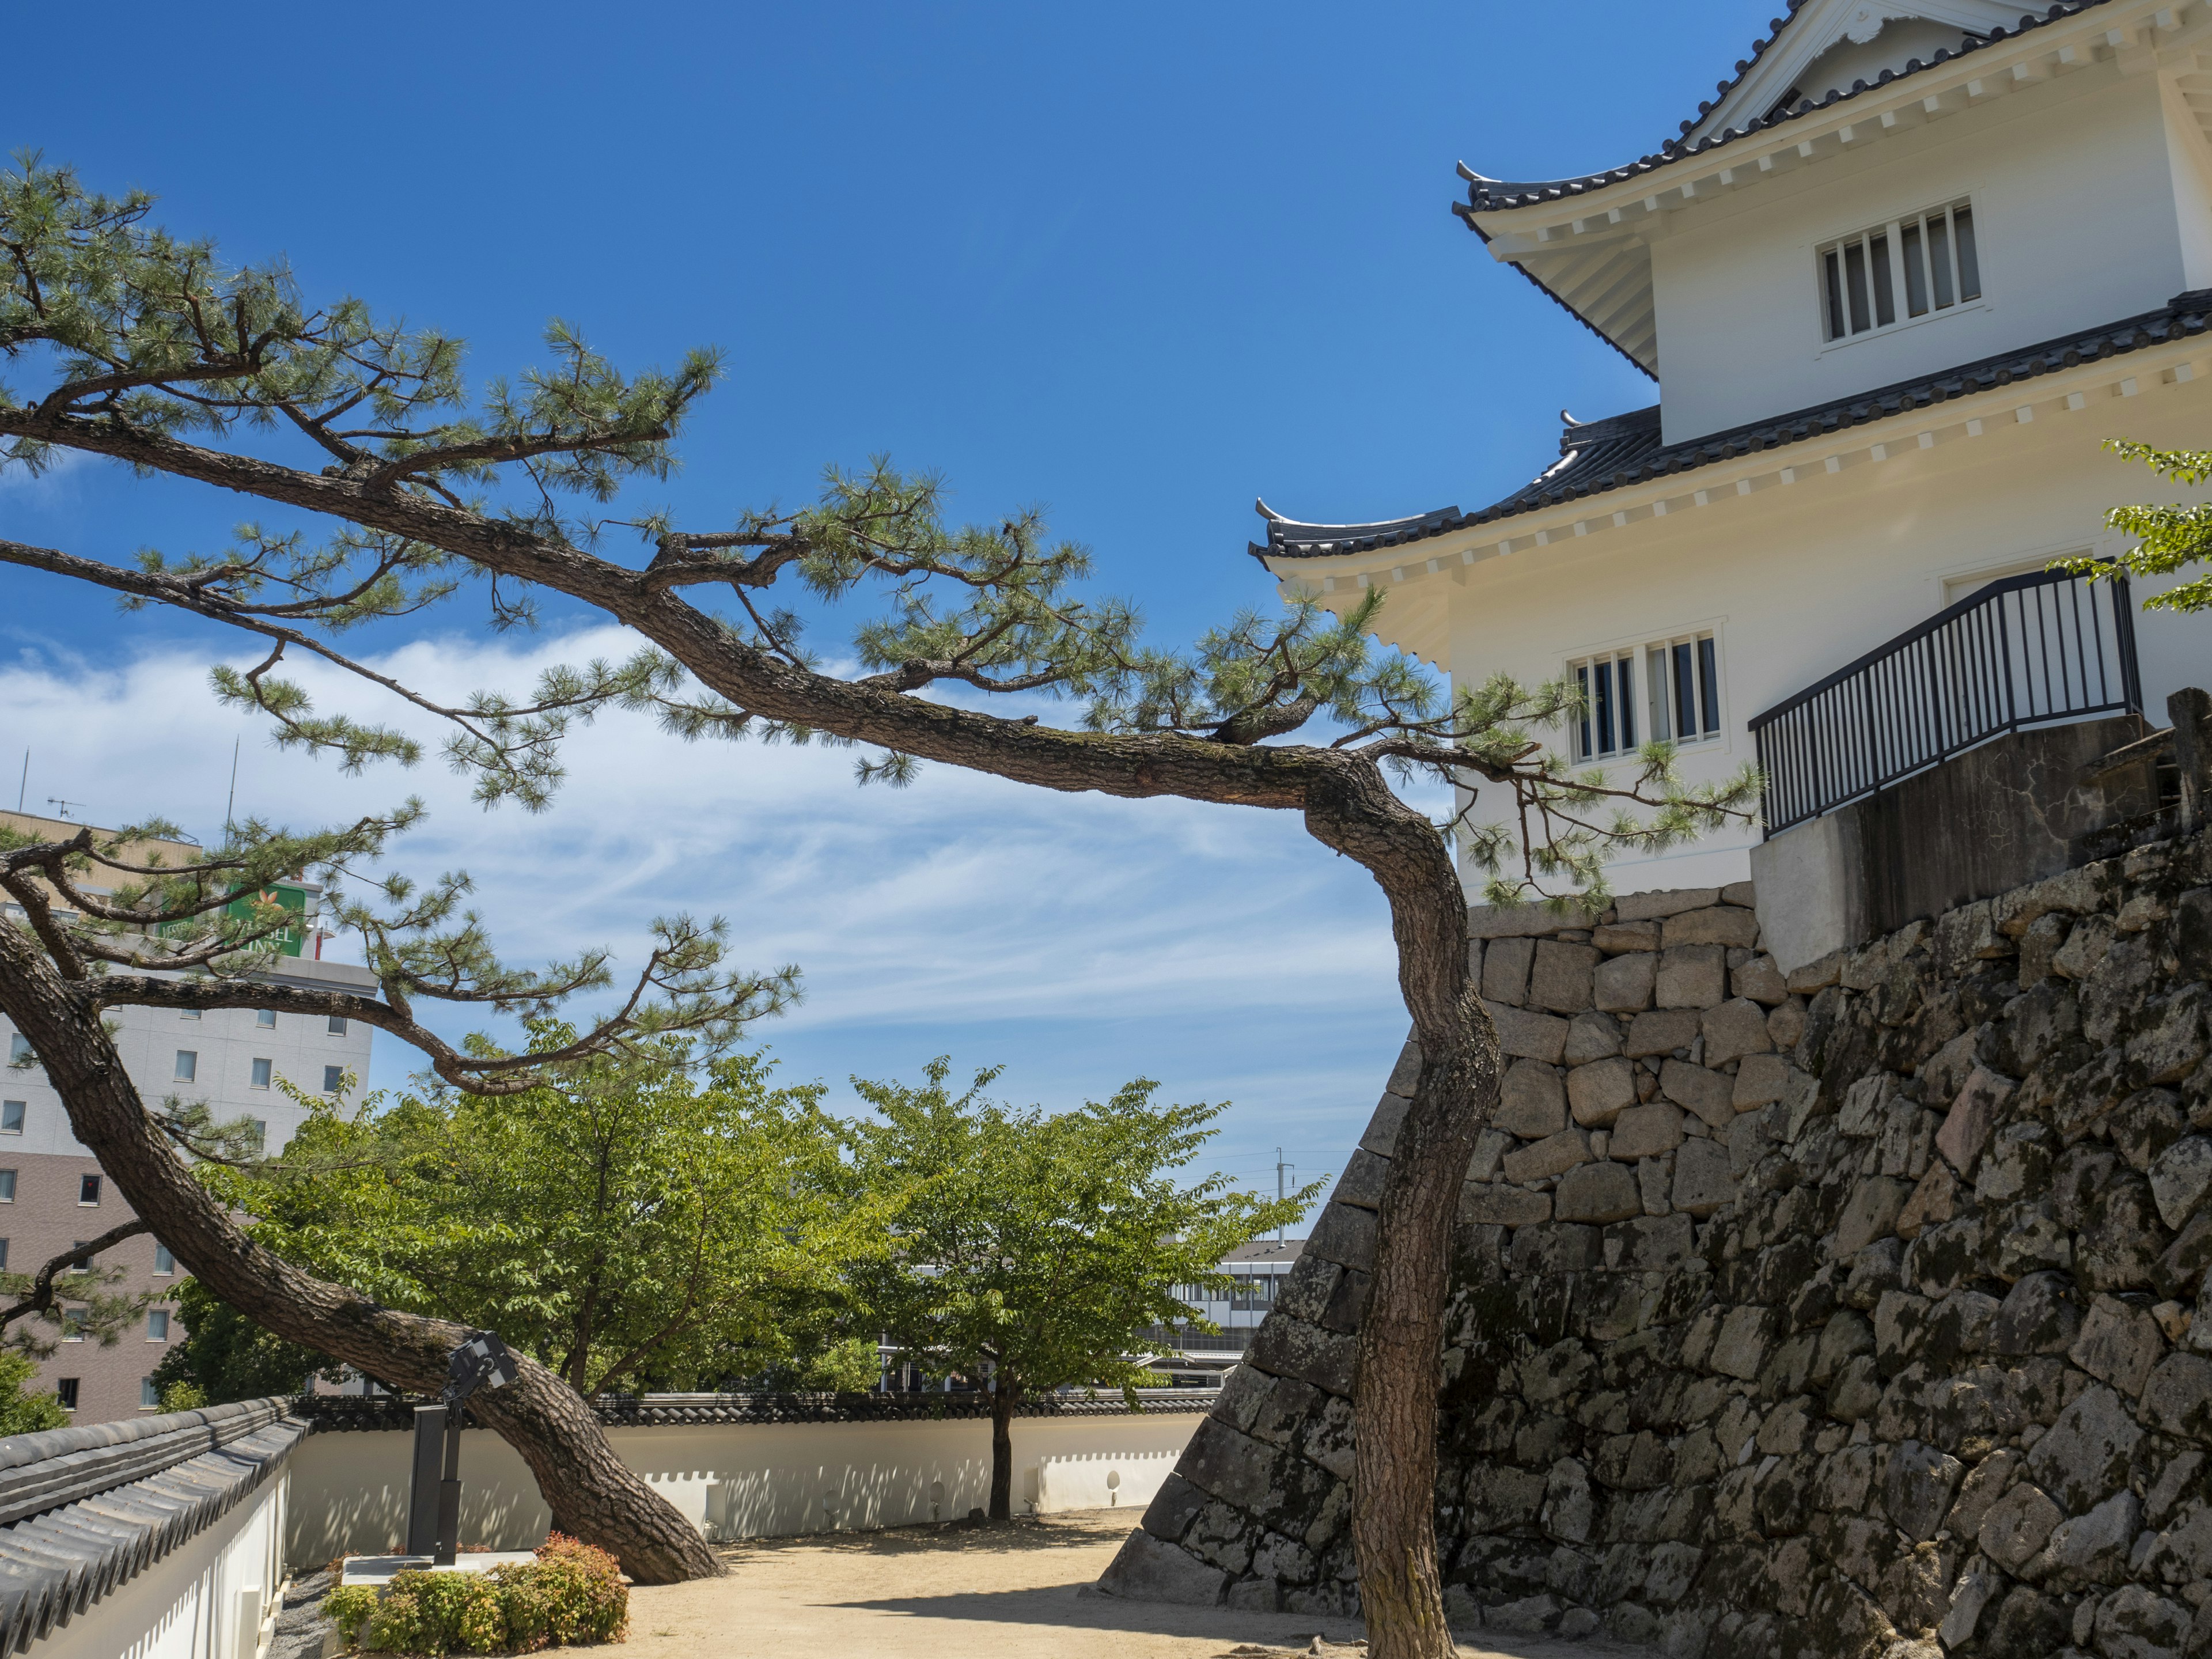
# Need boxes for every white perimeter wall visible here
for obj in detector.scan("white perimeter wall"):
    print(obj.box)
[286,1411,1205,1561]
[30,1471,288,1659]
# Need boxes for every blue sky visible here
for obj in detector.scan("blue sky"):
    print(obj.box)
[2,2,1772,1212]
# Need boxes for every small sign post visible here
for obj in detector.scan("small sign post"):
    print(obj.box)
[402,1332,518,1565]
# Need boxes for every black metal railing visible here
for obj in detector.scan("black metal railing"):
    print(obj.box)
[1748,567,2141,836]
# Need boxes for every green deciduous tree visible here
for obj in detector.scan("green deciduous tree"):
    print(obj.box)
[0,1351,68,1435]
[0,156,1755,1645]
[150,1277,335,1406]
[206,1043,874,1396]
[842,1060,1315,1520]
[2059,438,2212,613]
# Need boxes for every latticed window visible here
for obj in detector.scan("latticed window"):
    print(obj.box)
[1571,634,1722,762]
[1820,200,1980,343]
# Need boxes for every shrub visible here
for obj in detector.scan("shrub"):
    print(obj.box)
[330,1535,628,1654]
[324,1585,378,1649]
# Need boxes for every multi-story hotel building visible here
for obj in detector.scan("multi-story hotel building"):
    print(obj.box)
[0,808,374,1424]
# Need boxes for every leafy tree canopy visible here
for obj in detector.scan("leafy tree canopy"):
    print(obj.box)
[0,1351,67,1436]
[150,1277,335,1406]
[842,1059,1317,1402]
[2061,438,2212,614]
[198,1036,882,1396]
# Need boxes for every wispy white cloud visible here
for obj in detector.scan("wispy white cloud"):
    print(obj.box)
[1,626,1421,1205]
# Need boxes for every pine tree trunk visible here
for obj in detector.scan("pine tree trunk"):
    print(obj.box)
[988,1373,1018,1521]
[0,924,722,1584]
[1302,775,1498,1659]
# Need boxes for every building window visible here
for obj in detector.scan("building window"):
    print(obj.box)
[1572,634,1723,762]
[78,1173,100,1206]
[251,1058,273,1089]
[0,1171,16,1203]
[61,1309,86,1342]
[147,1309,170,1340]
[153,1243,175,1275]
[173,1050,198,1083]
[7,1035,32,1066]
[248,1119,267,1151]
[323,1065,345,1095]
[141,1377,160,1408]
[55,1378,77,1410]
[1820,199,1980,343]
[256,1008,277,1028]
[180,1008,202,1020]
[1229,1274,1278,1313]
[0,1240,11,1271]
[327,1016,348,1036]
[1571,650,1640,761]
[0,1101,21,1134]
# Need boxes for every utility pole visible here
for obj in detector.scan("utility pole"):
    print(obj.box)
[1275,1149,1294,1245]
[14,751,24,813]
[224,737,240,835]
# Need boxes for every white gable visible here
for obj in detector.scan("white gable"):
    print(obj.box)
[1695,0,2030,141]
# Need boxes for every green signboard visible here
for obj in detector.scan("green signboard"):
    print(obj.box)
[222,884,309,957]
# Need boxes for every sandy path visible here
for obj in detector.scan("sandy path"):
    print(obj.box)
[625,1516,1605,1659]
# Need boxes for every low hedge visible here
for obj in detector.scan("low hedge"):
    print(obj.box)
[325,1535,630,1655]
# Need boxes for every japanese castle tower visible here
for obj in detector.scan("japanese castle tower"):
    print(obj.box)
[1255,0,2210,906]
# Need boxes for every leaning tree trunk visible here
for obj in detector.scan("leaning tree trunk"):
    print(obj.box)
[0,924,720,1584]
[988,1372,1019,1521]
[1306,770,1499,1659]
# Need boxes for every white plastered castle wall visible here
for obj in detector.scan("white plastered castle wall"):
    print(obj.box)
[1652,65,2190,443]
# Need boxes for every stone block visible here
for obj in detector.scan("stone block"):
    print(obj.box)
[1703,998,1775,1066]
[1175,1416,1281,1512]
[1884,1441,1965,1542]
[1767,998,1808,1051]
[1385,1041,1421,1096]
[1243,1317,1357,1399]
[1305,1202,1377,1272]
[2092,1585,2193,1659]
[1656,944,1728,1009]
[1358,1093,1408,1157]
[1711,1304,1785,1380]
[1637,1153,1672,1215]
[1664,906,1763,949]
[2069,1294,2166,1397]
[1660,1058,1735,1128]
[2035,1490,2139,1589]
[1936,1067,2012,1177]
[1486,1001,1570,1065]
[1503,1128,1590,1184]
[1461,1181,1552,1228]
[1530,940,1600,1014]
[1567,1056,1638,1128]
[1482,935,1535,1004]
[1784,949,1847,994]
[1593,919,1659,954]
[1979,1480,2063,1571]
[1895,1164,1957,1238]
[1594,951,1657,1013]
[1471,899,1597,940]
[1614,887,1722,922]
[1563,1011,1623,1064]
[1096,1529,1228,1605]
[1732,1053,1792,1111]
[1673,1137,1736,1216]
[1556,1161,1643,1224]
[1732,953,1787,1005]
[1331,1148,1387,1210]
[1626,1007,1703,1058]
[1497,1060,1568,1139]
[1990,1270,2081,1357]
[2141,1353,2212,1443]
[1944,1449,2021,1540]
[2149,1134,2212,1231]
[1835,1176,1912,1258]
[1466,1126,1511,1183]
[1610,1102,1685,1161]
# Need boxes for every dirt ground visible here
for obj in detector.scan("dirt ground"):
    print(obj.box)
[625,1516,1603,1659]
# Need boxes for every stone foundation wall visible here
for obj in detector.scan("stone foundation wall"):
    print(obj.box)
[1100,835,2212,1659]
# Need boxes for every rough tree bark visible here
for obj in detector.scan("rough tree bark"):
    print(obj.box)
[0,919,721,1584]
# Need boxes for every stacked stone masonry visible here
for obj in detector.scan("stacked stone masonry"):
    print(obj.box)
[1100,838,2212,1659]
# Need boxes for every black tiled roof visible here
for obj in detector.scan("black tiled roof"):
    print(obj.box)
[1455,1,2112,217]
[0,1399,302,1655]
[1254,289,2212,562]
[296,1388,1220,1432]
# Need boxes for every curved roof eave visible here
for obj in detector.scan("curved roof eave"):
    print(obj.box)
[1454,0,2111,217]
[1252,287,2212,564]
